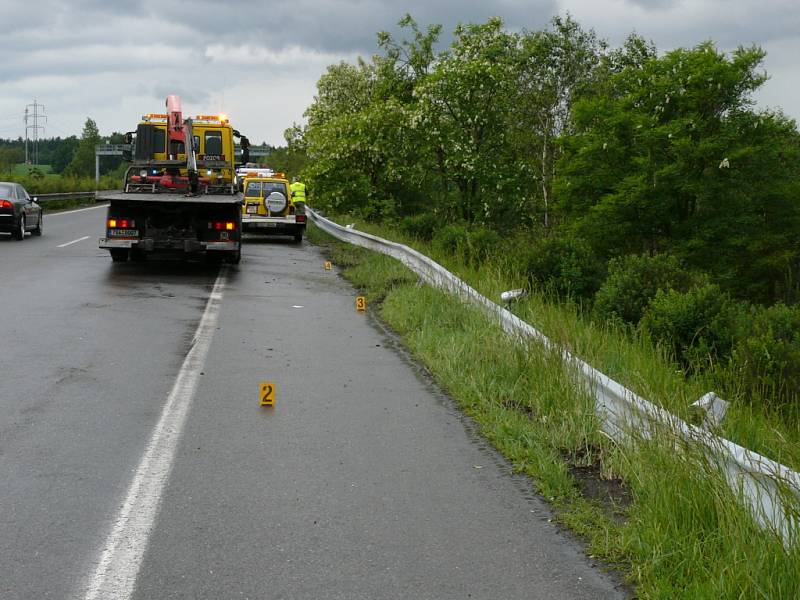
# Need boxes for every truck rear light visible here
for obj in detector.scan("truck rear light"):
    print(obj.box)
[0,199,12,209]
[108,218,135,228]
[209,221,236,231]
[295,214,306,224]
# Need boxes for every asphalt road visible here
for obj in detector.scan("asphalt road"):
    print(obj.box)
[0,206,628,599]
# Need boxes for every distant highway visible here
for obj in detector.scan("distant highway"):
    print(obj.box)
[0,207,626,599]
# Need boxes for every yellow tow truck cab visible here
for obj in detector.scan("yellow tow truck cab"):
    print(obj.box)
[239,171,306,243]
[127,113,237,192]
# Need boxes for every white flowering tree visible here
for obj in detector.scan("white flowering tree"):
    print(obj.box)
[414,18,519,223]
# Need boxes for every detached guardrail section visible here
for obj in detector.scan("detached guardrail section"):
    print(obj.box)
[308,208,800,544]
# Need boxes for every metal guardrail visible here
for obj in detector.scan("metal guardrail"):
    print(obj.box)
[33,191,100,202]
[308,207,800,544]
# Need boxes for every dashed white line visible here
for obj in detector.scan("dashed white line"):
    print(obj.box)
[56,235,91,248]
[82,267,227,600]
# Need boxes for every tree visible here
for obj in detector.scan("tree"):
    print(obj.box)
[65,118,100,177]
[511,16,607,228]
[301,16,443,218]
[556,42,800,302]
[0,146,24,172]
[414,18,519,223]
[51,136,79,174]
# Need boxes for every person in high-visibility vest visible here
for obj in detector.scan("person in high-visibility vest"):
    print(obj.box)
[289,179,307,206]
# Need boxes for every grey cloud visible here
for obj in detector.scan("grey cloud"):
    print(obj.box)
[151,85,213,106]
[1,0,800,145]
[624,0,680,9]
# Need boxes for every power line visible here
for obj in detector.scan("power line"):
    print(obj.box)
[24,99,47,165]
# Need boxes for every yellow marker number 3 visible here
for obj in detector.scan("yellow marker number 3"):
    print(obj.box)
[356,296,366,312]
[260,382,275,406]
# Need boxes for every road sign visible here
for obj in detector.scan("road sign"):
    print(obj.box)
[260,382,275,406]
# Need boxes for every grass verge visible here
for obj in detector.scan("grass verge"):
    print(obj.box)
[308,221,800,599]
[318,218,800,472]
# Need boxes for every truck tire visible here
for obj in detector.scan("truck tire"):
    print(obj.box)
[205,253,223,266]
[293,232,303,244]
[110,249,129,262]
[225,248,241,264]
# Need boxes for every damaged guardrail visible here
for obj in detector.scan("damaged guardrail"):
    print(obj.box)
[308,207,800,544]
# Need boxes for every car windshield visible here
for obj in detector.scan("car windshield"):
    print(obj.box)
[0,184,13,197]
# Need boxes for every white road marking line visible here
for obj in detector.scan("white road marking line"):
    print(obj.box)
[56,235,91,248]
[82,268,227,600]
[46,203,108,216]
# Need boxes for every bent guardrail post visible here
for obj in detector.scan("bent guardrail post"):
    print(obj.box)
[307,207,800,545]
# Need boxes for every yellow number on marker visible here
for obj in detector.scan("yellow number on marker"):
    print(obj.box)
[260,382,275,406]
[324,261,332,270]
[356,296,366,312]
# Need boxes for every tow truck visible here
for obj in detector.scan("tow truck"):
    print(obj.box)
[98,95,249,263]
[239,170,306,243]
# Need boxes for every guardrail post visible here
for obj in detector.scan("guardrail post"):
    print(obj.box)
[95,154,100,183]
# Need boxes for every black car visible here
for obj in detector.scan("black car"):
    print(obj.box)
[0,182,43,240]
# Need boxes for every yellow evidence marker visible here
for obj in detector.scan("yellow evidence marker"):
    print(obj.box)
[356,296,366,312]
[324,261,332,270]
[259,382,276,406]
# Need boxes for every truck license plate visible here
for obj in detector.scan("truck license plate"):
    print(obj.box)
[109,229,138,237]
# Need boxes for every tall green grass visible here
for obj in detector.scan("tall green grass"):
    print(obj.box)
[319,217,800,471]
[309,221,800,598]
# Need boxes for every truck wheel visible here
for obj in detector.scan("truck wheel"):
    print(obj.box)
[110,249,129,262]
[225,248,241,264]
[130,249,146,262]
[293,232,303,244]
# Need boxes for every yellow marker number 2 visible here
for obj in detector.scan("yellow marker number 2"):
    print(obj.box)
[260,382,276,406]
[356,296,366,312]
[324,261,332,270]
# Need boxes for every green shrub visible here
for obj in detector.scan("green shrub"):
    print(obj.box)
[433,223,470,259]
[521,235,604,300]
[594,254,698,326]
[400,212,439,241]
[358,196,397,223]
[727,303,800,406]
[466,227,502,265]
[640,284,747,372]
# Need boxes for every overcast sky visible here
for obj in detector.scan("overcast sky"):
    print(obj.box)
[1,0,798,146]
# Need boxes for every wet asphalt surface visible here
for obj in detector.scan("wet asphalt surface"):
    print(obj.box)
[0,206,628,599]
